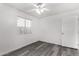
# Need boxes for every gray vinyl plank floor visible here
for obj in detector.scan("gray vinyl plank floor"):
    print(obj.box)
[3,41,79,56]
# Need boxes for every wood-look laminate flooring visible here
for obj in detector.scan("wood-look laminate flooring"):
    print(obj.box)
[3,41,79,56]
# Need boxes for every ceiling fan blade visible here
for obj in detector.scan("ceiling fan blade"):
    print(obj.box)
[28,8,49,12]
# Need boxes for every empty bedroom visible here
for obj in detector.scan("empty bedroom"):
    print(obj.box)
[0,3,79,56]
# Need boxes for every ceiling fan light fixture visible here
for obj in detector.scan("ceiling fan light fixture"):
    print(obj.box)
[35,8,48,15]
[33,3,45,8]
[35,9,41,15]
[32,3,47,15]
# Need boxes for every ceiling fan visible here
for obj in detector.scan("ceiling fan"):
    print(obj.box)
[30,3,49,15]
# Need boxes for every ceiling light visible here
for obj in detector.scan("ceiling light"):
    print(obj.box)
[35,8,48,15]
[33,3,45,8]
[32,3,47,15]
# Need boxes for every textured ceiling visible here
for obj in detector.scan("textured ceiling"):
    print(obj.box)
[4,3,79,19]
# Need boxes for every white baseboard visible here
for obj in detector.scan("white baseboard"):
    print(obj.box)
[1,40,38,56]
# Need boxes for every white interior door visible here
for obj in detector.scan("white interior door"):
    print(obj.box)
[62,16,77,48]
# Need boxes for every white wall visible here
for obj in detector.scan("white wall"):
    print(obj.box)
[39,9,79,48]
[39,16,62,45]
[0,4,41,55]
[39,15,62,45]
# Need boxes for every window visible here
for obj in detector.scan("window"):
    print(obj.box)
[17,17,32,34]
